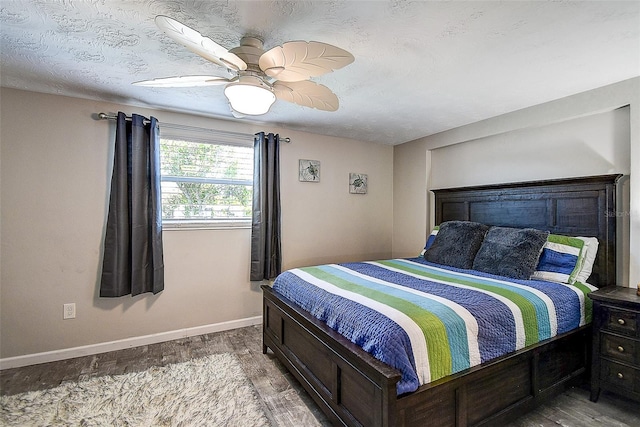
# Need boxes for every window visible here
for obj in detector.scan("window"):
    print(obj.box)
[159,129,253,228]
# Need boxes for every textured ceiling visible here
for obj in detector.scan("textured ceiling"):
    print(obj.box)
[1,0,639,145]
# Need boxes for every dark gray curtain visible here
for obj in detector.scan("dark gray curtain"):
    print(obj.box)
[250,132,282,281]
[100,112,164,297]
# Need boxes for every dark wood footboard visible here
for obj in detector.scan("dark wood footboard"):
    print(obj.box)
[263,284,591,427]
[263,284,401,427]
[394,325,590,427]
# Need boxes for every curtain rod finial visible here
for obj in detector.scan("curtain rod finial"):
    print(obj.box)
[95,112,114,121]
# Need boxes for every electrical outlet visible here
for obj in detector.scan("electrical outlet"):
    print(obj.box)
[63,303,76,319]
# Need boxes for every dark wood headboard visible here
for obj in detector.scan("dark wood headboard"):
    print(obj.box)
[432,174,621,288]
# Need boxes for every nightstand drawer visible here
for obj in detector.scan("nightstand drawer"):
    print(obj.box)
[600,359,640,393]
[604,307,638,336]
[600,332,639,365]
[589,287,640,403]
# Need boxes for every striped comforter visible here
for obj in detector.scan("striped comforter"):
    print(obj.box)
[271,257,596,395]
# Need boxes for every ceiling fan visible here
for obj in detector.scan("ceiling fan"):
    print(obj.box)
[133,16,355,116]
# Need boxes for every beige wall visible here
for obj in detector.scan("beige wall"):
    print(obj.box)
[393,77,640,289]
[0,88,393,359]
[429,108,630,189]
[392,141,431,258]
[281,129,393,268]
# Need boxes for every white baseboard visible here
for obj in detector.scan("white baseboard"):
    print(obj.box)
[0,316,262,370]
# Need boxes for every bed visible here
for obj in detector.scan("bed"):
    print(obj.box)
[262,174,620,427]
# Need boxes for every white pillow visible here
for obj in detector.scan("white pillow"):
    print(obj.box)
[419,226,439,256]
[573,236,599,284]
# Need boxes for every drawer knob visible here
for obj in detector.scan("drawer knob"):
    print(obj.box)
[617,345,625,352]
[617,318,626,325]
[617,372,624,379]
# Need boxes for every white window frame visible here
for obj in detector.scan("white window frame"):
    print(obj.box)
[159,124,254,230]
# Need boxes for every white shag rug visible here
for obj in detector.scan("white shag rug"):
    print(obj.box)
[0,353,271,427]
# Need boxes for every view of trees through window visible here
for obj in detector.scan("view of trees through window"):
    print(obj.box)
[160,138,253,222]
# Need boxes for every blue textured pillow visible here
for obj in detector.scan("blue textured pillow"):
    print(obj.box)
[473,227,549,280]
[423,221,490,269]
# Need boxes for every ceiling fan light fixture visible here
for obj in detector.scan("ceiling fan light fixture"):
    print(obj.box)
[224,75,276,116]
[147,16,354,115]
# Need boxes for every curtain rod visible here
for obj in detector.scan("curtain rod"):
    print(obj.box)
[95,112,291,143]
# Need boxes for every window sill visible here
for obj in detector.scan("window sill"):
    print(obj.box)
[162,220,251,231]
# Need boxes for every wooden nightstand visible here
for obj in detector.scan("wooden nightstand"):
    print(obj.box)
[589,286,640,403]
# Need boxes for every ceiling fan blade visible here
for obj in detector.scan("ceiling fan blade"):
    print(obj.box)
[259,41,354,82]
[154,15,247,71]
[132,76,231,87]
[273,80,340,111]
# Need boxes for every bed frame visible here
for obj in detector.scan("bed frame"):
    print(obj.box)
[262,174,621,427]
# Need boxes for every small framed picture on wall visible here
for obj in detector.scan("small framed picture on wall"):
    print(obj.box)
[349,173,368,194]
[299,159,320,182]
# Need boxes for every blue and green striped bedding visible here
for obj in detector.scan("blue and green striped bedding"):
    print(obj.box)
[271,257,596,395]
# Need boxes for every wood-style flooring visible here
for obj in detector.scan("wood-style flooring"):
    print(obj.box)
[1,325,638,426]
